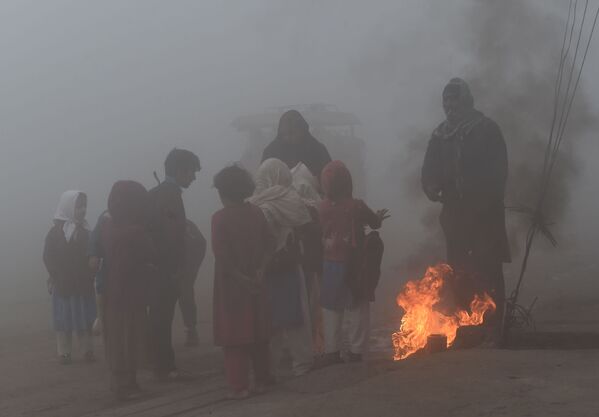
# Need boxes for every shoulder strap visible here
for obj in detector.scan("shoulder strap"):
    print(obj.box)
[153,171,162,186]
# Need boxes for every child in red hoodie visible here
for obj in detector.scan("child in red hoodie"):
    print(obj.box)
[101,181,155,400]
[318,161,389,366]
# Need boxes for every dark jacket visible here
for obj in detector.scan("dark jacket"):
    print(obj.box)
[422,114,510,264]
[262,137,332,178]
[148,181,187,276]
[43,223,95,297]
[183,219,206,282]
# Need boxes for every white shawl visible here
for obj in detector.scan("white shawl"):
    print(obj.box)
[291,162,322,207]
[54,190,88,242]
[248,158,311,252]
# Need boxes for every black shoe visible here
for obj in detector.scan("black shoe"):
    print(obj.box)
[184,329,199,347]
[227,389,250,400]
[127,382,141,393]
[84,351,96,363]
[115,388,143,402]
[480,332,503,349]
[313,352,343,369]
[346,352,362,363]
[156,370,195,383]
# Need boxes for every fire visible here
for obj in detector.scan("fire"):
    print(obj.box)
[392,264,496,361]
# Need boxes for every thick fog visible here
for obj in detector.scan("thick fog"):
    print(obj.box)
[1,0,598,323]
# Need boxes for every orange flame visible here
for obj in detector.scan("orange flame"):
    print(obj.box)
[392,264,496,361]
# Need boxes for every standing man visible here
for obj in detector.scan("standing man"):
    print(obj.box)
[262,110,332,179]
[421,78,510,344]
[149,148,201,381]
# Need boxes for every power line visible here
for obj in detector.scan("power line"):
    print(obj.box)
[503,0,599,341]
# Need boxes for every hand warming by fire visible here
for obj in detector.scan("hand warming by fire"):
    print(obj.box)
[392,264,496,361]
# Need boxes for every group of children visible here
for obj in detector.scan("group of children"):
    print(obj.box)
[43,150,388,400]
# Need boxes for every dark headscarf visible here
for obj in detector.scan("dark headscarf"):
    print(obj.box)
[321,160,353,202]
[277,110,310,138]
[108,181,150,226]
[435,78,484,140]
[262,110,332,177]
[443,77,474,109]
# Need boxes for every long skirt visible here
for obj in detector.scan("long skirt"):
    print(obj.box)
[270,266,314,376]
[53,293,96,332]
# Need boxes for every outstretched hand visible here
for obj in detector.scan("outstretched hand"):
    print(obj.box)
[377,209,391,222]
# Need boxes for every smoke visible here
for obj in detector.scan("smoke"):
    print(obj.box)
[466,0,594,244]
[0,0,597,325]
[378,0,596,277]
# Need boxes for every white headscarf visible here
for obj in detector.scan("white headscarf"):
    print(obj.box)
[248,158,312,252]
[291,162,321,207]
[54,190,89,242]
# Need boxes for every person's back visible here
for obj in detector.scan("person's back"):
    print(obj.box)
[102,185,155,310]
[102,217,153,308]
[101,180,155,400]
[319,198,381,264]
[211,165,272,399]
[212,202,270,301]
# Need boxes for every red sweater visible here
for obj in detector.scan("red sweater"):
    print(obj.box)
[212,203,271,346]
[318,198,381,263]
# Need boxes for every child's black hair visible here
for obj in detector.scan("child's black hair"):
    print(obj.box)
[213,164,255,203]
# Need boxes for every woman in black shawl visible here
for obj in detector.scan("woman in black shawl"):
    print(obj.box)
[262,110,332,179]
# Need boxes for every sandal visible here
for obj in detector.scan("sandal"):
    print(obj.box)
[251,384,267,396]
[227,389,250,400]
[84,351,96,363]
[156,370,195,383]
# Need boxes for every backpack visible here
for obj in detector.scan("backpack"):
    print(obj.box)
[346,202,385,304]
[362,231,384,301]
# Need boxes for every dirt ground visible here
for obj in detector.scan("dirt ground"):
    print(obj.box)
[2,254,598,417]
[0,296,220,417]
[203,349,599,417]
[2,304,599,417]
